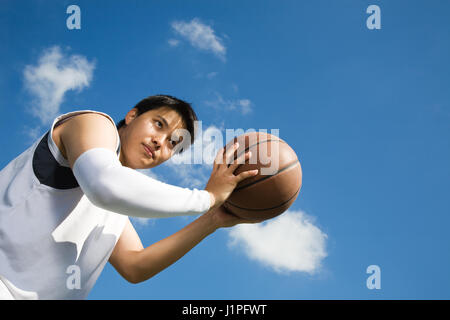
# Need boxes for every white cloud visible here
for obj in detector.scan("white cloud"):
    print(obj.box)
[23,46,95,125]
[205,92,253,115]
[21,124,43,142]
[136,168,165,182]
[238,99,252,115]
[171,18,226,61]
[165,164,209,189]
[168,39,180,47]
[130,216,156,228]
[193,71,218,80]
[228,210,328,274]
[206,71,218,79]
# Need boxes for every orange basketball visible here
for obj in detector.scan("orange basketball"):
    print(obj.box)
[223,132,302,221]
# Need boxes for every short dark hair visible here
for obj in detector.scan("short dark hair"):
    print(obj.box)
[116,94,198,153]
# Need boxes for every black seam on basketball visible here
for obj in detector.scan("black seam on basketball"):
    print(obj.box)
[226,138,285,167]
[225,185,301,212]
[234,160,300,191]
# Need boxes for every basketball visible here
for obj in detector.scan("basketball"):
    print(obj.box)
[223,132,302,221]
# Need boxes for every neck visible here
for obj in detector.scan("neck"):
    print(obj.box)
[118,127,125,165]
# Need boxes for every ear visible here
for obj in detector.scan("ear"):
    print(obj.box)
[124,108,139,125]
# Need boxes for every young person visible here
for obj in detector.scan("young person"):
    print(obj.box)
[0,95,258,299]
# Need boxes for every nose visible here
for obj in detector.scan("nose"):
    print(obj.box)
[152,133,167,150]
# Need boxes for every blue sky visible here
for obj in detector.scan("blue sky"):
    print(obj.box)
[1,0,450,299]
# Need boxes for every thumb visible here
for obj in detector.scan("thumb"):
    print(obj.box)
[236,169,259,182]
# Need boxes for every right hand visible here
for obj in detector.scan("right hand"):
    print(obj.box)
[204,204,264,230]
[205,142,259,210]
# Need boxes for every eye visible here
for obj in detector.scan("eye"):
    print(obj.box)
[155,120,163,128]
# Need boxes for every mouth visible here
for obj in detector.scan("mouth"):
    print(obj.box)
[143,144,154,159]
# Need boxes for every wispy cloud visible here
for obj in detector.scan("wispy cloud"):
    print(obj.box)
[204,92,253,115]
[20,125,43,142]
[193,71,219,80]
[23,46,95,125]
[164,164,210,189]
[170,18,226,61]
[237,99,252,115]
[168,39,180,47]
[228,210,328,274]
[130,216,156,228]
[206,72,218,79]
[136,168,165,182]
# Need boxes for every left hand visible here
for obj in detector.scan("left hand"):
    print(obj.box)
[205,204,263,229]
[205,143,259,211]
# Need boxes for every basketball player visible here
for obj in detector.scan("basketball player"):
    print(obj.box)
[0,95,258,299]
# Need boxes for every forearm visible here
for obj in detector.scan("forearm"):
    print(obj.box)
[132,213,218,282]
[73,148,212,218]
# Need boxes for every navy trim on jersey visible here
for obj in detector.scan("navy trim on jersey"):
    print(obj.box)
[32,131,80,189]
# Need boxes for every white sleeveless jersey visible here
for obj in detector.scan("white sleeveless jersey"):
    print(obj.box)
[0,110,129,300]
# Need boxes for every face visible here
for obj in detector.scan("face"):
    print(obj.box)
[118,106,186,169]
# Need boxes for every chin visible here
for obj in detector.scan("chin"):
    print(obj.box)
[123,157,150,170]
[147,162,159,169]
[139,157,156,169]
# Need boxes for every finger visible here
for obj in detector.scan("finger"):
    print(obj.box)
[236,217,263,224]
[241,219,265,225]
[228,150,252,171]
[213,146,225,168]
[236,168,259,182]
[224,142,239,165]
[232,215,265,225]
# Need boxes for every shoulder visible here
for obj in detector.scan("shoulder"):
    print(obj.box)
[57,111,119,168]
[65,111,116,127]
[59,112,118,139]
[53,112,117,158]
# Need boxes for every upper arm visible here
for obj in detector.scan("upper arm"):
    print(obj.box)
[109,219,144,283]
[59,113,118,170]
